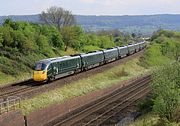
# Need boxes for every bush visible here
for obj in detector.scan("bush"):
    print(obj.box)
[139,43,171,67]
[81,45,101,52]
[138,94,154,114]
[140,30,180,67]
[151,63,180,121]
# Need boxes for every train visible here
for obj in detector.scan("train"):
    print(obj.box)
[33,41,146,82]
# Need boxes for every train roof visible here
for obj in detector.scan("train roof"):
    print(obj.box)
[81,50,103,57]
[50,55,80,63]
[36,55,81,64]
[34,41,145,64]
[118,46,128,49]
[103,47,118,52]
[127,44,135,47]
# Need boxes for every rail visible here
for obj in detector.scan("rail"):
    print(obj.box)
[0,96,21,115]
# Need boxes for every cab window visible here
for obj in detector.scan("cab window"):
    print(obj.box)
[34,63,47,71]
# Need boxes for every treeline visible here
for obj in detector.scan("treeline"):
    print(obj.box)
[0,19,115,56]
[0,18,137,56]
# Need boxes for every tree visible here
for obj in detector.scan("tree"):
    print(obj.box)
[173,42,180,61]
[0,29,3,47]
[2,27,14,47]
[40,6,76,31]
[124,34,132,44]
[51,33,64,49]
[61,26,75,51]
[71,26,86,50]
[99,36,115,49]
[152,63,180,121]
[132,33,136,38]
[3,19,19,30]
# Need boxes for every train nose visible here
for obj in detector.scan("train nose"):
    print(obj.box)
[33,71,47,82]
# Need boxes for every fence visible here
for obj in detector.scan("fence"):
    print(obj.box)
[0,96,21,115]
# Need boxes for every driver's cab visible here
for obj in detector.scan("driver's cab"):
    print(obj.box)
[33,60,49,82]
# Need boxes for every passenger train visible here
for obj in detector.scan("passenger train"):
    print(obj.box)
[33,42,146,82]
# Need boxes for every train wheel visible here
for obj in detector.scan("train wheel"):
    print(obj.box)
[49,76,55,82]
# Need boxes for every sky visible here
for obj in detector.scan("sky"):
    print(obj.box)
[0,0,180,16]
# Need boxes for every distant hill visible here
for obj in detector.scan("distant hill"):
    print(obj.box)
[1,14,180,35]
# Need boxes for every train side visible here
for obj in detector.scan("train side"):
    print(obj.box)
[81,51,104,70]
[33,41,146,82]
[103,48,119,63]
[117,46,128,58]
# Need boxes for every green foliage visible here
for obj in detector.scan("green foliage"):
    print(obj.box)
[99,36,115,48]
[1,26,14,46]
[152,63,180,121]
[140,43,171,67]
[140,30,180,67]
[38,25,64,49]
[1,19,64,54]
[85,33,100,46]
[0,19,65,80]
[60,26,116,51]
[81,45,101,52]
[0,30,3,47]
[139,30,180,124]
[138,95,154,114]
[151,30,180,60]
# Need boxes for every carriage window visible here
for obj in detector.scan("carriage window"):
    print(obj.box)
[34,63,47,71]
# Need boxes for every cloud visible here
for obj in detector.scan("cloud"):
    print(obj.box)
[1,0,180,16]
[80,0,96,4]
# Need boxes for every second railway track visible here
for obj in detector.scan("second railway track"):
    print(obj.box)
[45,75,151,126]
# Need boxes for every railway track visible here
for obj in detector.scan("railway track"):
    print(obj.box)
[0,80,39,99]
[0,86,35,99]
[45,75,151,126]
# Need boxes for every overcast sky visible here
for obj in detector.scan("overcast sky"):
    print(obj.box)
[0,0,180,16]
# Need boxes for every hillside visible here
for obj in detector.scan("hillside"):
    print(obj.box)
[1,14,180,35]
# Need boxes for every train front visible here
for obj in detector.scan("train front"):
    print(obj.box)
[33,61,48,82]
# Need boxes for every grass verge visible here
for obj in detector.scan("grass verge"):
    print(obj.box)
[0,72,31,87]
[128,113,180,126]
[21,58,150,115]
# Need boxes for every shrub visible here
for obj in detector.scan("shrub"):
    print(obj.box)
[151,63,180,121]
[139,43,171,67]
[81,45,101,52]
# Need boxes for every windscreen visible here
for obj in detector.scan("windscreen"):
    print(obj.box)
[34,63,47,71]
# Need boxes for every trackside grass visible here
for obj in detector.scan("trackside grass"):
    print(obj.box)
[21,58,150,115]
[0,71,31,87]
[128,113,180,126]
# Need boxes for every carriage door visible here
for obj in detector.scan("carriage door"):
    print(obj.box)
[52,63,59,76]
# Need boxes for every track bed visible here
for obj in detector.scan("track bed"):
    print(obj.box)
[44,75,151,126]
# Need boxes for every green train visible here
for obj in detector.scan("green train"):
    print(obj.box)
[33,42,146,82]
